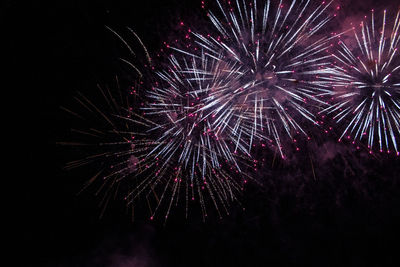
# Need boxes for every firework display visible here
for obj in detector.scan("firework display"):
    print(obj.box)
[64,51,255,221]
[130,53,254,220]
[62,0,400,220]
[187,0,338,157]
[323,10,400,155]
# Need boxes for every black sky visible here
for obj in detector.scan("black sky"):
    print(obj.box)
[12,0,400,266]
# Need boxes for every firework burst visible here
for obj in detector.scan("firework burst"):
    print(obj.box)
[62,43,255,221]
[184,0,339,157]
[135,52,255,220]
[322,9,400,155]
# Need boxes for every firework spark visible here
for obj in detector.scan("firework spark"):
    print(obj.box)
[134,52,254,220]
[322,9,400,155]
[62,47,255,221]
[182,0,339,157]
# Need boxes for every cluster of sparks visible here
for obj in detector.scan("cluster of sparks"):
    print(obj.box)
[64,0,400,221]
[134,53,255,220]
[189,0,337,157]
[323,9,400,155]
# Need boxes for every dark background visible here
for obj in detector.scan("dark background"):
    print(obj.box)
[10,0,400,266]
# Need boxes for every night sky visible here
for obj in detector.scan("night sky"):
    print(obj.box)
[13,0,400,266]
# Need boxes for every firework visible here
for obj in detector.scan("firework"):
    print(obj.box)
[62,46,254,221]
[134,52,254,220]
[184,0,338,157]
[322,10,400,155]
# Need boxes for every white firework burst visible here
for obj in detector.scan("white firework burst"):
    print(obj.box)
[185,0,338,157]
[126,52,255,220]
[322,9,400,155]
